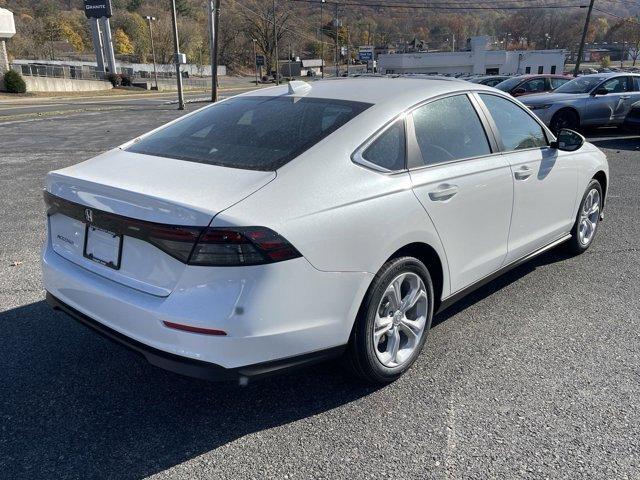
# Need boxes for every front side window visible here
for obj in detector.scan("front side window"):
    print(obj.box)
[479,94,547,151]
[127,96,372,171]
[600,77,631,93]
[521,78,546,93]
[411,95,491,167]
[360,118,406,171]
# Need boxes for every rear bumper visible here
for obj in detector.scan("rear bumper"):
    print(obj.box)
[42,235,371,371]
[47,292,346,382]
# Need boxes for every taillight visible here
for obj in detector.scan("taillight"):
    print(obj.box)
[189,227,301,266]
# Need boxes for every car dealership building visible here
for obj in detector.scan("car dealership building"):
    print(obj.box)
[378,36,567,76]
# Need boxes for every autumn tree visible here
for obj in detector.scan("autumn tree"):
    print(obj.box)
[114,28,134,55]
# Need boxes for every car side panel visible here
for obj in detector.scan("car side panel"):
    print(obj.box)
[214,150,452,299]
[409,156,513,293]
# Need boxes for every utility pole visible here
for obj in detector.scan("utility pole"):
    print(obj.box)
[170,0,185,110]
[208,0,221,102]
[334,2,339,77]
[273,0,279,85]
[145,16,158,90]
[346,25,349,76]
[452,33,455,52]
[320,0,325,78]
[574,0,595,77]
[288,40,292,78]
[252,38,259,85]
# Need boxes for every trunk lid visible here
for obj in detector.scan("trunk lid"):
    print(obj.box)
[45,149,276,296]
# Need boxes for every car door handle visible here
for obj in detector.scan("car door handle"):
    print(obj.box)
[514,166,534,180]
[428,184,458,201]
[621,95,630,99]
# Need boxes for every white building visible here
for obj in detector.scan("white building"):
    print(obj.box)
[378,36,566,76]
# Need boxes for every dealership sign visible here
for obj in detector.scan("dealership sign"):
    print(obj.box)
[358,45,374,61]
[84,0,112,19]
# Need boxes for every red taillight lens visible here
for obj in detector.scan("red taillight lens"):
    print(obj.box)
[188,227,301,266]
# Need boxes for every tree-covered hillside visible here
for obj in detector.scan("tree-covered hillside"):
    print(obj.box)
[0,0,638,72]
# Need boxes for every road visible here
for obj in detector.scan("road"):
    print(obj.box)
[0,84,262,119]
[0,97,639,479]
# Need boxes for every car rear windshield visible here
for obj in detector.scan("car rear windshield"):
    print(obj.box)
[554,76,607,94]
[126,96,372,171]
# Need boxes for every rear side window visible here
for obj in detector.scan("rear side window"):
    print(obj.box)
[361,119,406,171]
[479,94,547,151]
[411,95,491,166]
[127,96,372,171]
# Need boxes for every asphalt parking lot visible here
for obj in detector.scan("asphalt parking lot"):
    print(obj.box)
[1,101,639,480]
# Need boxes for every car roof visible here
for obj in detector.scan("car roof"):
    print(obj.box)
[579,72,640,78]
[240,76,494,109]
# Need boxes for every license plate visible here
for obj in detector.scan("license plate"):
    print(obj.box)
[84,225,122,270]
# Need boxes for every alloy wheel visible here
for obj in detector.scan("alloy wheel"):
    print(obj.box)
[578,188,600,246]
[373,272,428,368]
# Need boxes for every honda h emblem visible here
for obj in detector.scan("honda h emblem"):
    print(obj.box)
[85,208,93,223]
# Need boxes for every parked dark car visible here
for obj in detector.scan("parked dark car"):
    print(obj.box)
[494,74,572,97]
[468,75,510,87]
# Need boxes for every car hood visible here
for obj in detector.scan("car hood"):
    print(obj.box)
[521,92,589,105]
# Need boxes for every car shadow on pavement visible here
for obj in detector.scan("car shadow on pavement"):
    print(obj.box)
[1,249,574,479]
[588,135,640,152]
[432,248,573,328]
[0,300,379,479]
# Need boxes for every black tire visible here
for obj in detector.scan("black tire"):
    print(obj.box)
[566,179,603,255]
[550,109,579,135]
[348,256,434,384]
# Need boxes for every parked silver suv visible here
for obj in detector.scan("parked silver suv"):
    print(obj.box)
[520,73,640,133]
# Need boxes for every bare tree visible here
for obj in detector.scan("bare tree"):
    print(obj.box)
[240,0,292,73]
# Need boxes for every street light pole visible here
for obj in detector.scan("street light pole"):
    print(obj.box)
[320,0,325,78]
[145,16,158,90]
[334,2,339,77]
[273,0,279,85]
[574,0,595,77]
[170,0,185,110]
[253,38,259,85]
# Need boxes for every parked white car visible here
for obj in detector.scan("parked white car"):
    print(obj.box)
[42,78,609,384]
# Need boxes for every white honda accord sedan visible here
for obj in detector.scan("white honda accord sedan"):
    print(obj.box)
[42,77,609,384]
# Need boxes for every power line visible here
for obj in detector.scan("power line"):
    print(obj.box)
[289,0,588,11]
[593,7,640,24]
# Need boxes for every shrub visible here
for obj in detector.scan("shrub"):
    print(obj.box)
[106,73,122,87]
[120,75,132,87]
[3,70,27,94]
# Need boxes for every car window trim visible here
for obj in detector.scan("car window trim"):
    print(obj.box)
[474,91,553,152]
[352,89,512,174]
[351,115,409,174]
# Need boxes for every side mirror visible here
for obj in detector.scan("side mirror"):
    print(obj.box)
[592,88,608,96]
[550,128,585,152]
